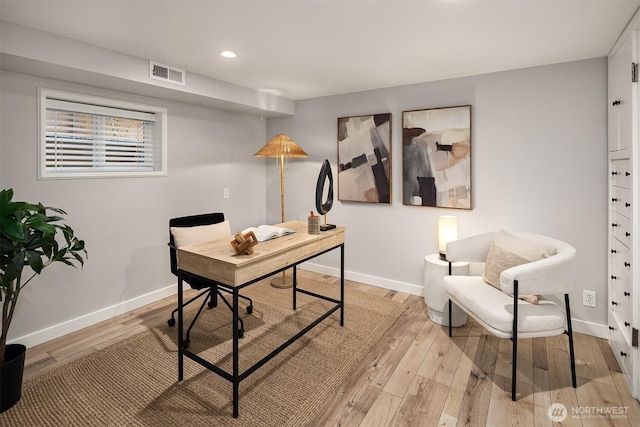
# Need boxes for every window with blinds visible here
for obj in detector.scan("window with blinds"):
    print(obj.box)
[39,89,167,179]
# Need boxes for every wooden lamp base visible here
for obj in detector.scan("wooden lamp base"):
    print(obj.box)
[270,273,293,289]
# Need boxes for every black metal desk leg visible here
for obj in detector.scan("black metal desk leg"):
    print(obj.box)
[293,265,297,310]
[340,243,344,327]
[232,289,240,418]
[177,276,184,381]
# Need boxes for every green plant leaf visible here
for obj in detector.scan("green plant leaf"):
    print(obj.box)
[25,213,50,225]
[3,252,25,283]
[25,236,51,251]
[45,207,67,216]
[10,252,24,269]
[0,188,13,207]
[31,222,57,235]
[71,239,86,252]
[25,250,44,274]
[72,252,85,267]
[0,217,25,241]
[1,269,18,284]
[60,225,73,242]
[52,247,68,262]
[42,242,56,259]
[0,190,32,218]
[0,236,18,252]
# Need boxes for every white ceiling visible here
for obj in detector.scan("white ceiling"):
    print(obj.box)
[1,0,639,101]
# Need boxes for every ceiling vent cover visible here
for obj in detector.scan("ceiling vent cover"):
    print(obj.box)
[149,61,185,86]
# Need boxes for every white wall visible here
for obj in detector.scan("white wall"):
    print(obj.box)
[267,58,609,336]
[0,71,269,345]
[0,57,609,345]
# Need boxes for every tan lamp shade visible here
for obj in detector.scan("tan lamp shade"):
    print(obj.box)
[254,134,308,158]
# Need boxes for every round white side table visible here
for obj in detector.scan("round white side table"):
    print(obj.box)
[424,254,468,327]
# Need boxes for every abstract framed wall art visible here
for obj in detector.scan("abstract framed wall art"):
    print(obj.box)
[337,113,391,203]
[402,105,471,209]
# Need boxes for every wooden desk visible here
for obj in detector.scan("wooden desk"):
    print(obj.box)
[176,221,345,418]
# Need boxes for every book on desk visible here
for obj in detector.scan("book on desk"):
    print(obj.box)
[241,225,295,242]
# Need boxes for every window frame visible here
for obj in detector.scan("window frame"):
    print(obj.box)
[38,88,168,179]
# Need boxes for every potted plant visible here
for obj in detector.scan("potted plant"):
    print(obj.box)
[0,188,86,412]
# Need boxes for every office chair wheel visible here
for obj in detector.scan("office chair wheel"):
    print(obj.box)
[246,305,253,314]
[238,328,244,339]
[167,318,176,327]
[207,301,215,309]
[183,339,190,349]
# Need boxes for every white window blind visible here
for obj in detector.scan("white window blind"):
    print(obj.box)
[39,89,167,179]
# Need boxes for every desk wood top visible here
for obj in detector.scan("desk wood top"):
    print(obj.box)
[177,221,344,287]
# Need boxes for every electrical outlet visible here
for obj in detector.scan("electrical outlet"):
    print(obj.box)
[224,188,230,199]
[583,290,596,307]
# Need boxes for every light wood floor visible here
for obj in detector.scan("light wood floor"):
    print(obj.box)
[22,271,640,426]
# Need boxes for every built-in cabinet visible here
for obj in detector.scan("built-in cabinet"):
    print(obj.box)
[608,10,640,399]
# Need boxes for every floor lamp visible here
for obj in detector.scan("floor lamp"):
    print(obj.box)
[254,134,308,288]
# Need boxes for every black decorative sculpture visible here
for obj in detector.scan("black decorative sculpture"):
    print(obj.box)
[315,159,336,231]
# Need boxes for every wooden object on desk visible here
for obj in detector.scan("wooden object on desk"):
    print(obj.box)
[308,214,320,235]
[230,231,258,255]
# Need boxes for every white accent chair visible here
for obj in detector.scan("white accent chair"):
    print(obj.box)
[442,231,577,400]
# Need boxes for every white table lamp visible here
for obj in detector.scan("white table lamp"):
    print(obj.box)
[438,215,458,260]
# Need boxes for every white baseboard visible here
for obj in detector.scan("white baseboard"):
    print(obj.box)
[8,284,178,349]
[11,264,610,349]
[571,318,609,339]
[300,261,424,296]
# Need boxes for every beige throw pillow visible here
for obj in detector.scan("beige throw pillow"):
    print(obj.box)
[482,230,557,304]
[171,220,231,248]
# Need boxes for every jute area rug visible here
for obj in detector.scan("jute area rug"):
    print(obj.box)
[1,277,405,426]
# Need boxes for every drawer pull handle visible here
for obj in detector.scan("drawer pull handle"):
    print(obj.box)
[611,249,617,253]
[609,326,615,331]
[612,223,618,227]
[612,301,618,306]
[612,198,618,202]
[625,322,631,327]
[625,172,630,176]
[625,262,630,267]
[612,171,618,176]
[621,351,627,358]
[626,232,630,237]
[613,100,621,106]
[624,291,630,297]
[625,203,631,207]
[611,275,617,280]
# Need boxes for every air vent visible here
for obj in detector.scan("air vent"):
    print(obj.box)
[149,61,185,86]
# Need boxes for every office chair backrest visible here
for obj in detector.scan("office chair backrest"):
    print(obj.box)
[169,212,225,276]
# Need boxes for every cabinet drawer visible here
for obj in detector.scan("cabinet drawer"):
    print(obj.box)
[611,158,631,188]
[611,186,632,217]
[612,283,632,334]
[612,212,632,246]
[609,318,632,378]
[611,238,632,273]
[611,262,631,291]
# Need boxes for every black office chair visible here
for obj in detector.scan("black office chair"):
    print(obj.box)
[168,213,253,347]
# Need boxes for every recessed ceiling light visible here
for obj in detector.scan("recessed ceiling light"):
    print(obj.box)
[219,50,237,59]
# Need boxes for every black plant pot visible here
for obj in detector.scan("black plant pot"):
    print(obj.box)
[1,343,26,413]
